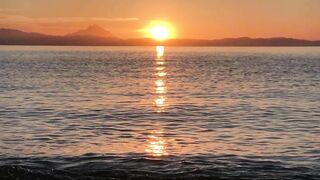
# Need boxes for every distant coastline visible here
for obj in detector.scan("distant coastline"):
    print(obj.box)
[1,26,320,46]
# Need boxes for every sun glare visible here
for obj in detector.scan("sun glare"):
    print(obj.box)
[144,21,175,41]
[150,26,169,41]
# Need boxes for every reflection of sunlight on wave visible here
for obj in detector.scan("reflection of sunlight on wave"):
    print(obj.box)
[154,45,167,113]
[155,80,166,94]
[155,96,165,107]
[156,61,164,65]
[155,79,165,87]
[157,71,167,77]
[156,86,166,94]
[145,130,168,157]
[156,46,165,59]
[149,47,169,157]
[156,66,165,71]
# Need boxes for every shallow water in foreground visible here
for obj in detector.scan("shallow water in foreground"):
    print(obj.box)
[0,46,319,179]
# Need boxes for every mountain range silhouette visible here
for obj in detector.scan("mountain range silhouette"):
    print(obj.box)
[0,25,319,46]
[65,24,116,38]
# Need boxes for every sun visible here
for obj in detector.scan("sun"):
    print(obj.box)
[150,26,169,41]
[144,21,175,41]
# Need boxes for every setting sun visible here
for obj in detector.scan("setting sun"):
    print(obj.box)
[144,21,175,41]
[1,1,320,179]
[150,26,169,41]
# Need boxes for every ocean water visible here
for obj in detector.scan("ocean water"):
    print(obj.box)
[0,46,319,179]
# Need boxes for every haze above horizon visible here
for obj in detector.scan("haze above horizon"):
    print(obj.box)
[0,0,319,40]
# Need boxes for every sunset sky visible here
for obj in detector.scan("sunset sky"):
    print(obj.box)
[0,0,319,40]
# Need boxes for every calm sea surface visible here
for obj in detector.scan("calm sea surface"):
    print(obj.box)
[0,46,319,179]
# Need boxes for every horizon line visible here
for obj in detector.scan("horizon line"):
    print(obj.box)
[0,26,319,42]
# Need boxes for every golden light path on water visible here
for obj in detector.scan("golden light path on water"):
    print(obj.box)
[154,46,167,113]
[145,130,168,157]
[145,46,168,157]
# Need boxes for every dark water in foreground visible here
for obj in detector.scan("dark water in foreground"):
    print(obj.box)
[0,46,319,179]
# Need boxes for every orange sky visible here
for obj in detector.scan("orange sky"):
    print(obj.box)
[0,0,319,40]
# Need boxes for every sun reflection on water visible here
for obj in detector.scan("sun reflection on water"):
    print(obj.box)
[145,130,168,157]
[155,96,166,107]
[156,66,165,71]
[156,46,165,59]
[156,61,165,65]
[144,46,169,157]
[157,72,167,77]
[156,86,166,94]
[154,46,167,113]
[155,79,165,87]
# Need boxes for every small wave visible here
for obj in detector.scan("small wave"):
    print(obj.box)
[0,154,319,180]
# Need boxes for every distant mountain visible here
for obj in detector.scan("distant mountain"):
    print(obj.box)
[0,28,49,38]
[0,27,121,45]
[0,27,320,46]
[165,37,320,46]
[0,28,62,45]
[65,24,116,38]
